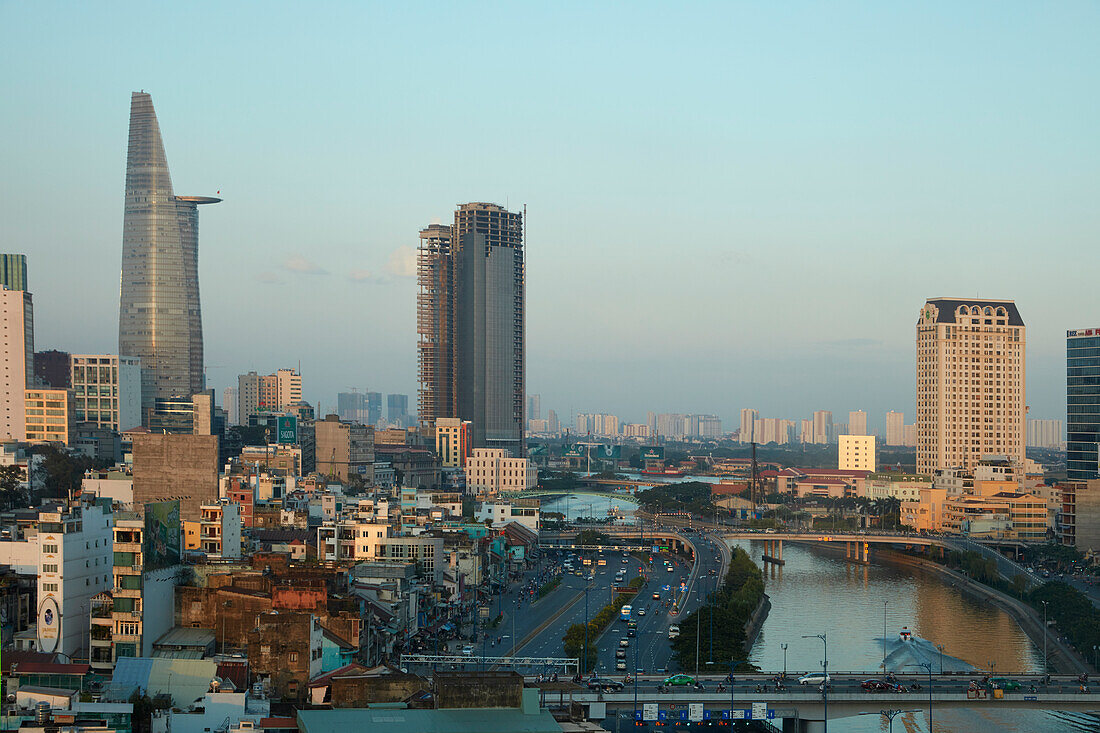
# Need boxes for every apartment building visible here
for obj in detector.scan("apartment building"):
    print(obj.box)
[916,298,1025,474]
[70,355,142,431]
[838,435,875,471]
[466,448,537,495]
[24,388,74,444]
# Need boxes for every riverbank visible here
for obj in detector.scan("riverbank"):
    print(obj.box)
[789,539,1091,674]
[877,548,1093,675]
[743,593,771,648]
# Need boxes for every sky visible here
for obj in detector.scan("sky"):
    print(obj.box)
[1,1,1098,433]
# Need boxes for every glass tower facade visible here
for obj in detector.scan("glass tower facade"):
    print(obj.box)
[1067,328,1100,480]
[0,254,28,291]
[118,92,219,420]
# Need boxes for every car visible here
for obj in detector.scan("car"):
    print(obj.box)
[637,608,646,616]
[587,677,624,692]
[461,645,474,656]
[627,628,636,638]
[653,592,661,600]
[990,677,1022,691]
[616,649,627,659]
[616,660,627,671]
[619,638,630,647]
[622,558,628,563]
[667,566,674,572]
[663,674,696,686]
[798,673,831,686]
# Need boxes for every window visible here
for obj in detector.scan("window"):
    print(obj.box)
[289,651,298,662]
[43,544,58,554]
[42,583,58,592]
[42,564,58,574]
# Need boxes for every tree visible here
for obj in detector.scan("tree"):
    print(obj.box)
[0,464,24,510]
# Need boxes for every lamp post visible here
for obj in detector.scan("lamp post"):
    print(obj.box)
[882,600,888,671]
[907,662,933,730]
[584,583,590,675]
[708,658,749,725]
[802,634,828,732]
[781,643,788,677]
[936,644,945,675]
[632,631,639,726]
[1040,600,1049,672]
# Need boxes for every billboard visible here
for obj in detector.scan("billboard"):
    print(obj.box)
[563,445,585,459]
[37,596,60,654]
[144,500,181,571]
[277,415,298,444]
[640,447,664,461]
[596,445,620,460]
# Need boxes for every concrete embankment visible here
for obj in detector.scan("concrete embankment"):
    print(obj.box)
[743,592,771,649]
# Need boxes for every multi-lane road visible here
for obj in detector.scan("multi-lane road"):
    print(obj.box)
[493,527,729,677]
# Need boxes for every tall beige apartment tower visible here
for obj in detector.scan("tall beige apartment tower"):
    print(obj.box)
[916,298,1026,474]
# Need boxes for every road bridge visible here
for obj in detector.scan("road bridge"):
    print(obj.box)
[542,675,1100,733]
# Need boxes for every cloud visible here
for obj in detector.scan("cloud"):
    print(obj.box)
[348,269,373,282]
[254,271,283,285]
[385,246,417,278]
[283,254,327,275]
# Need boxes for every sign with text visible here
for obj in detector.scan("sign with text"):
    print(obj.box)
[640,447,664,461]
[688,704,703,722]
[642,704,658,721]
[277,414,298,444]
[751,703,767,720]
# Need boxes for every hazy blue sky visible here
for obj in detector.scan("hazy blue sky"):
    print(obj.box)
[2,2,1097,432]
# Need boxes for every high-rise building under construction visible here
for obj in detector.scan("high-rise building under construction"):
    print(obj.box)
[418,203,525,455]
[118,92,220,420]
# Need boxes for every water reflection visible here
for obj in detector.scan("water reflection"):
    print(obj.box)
[735,540,1098,732]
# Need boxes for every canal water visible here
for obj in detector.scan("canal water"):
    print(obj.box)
[541,494,640,523]
[735,538,1099,732]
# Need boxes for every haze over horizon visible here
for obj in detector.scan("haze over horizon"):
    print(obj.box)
[2,2,1097,432]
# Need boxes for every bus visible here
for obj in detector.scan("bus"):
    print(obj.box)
[620,605,632,622]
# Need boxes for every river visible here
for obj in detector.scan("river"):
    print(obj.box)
[734,538,1099,732]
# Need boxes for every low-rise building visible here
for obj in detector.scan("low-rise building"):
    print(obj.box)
[185,502,242,559]
[24,388,74,445]
[466,449,537,495]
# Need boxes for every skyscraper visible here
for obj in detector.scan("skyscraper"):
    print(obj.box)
[812,411,832,444]
[0,287,33,440]
[416,203,525,455]
[916,298,1025,474]
[388,393,410,427]
[1068,328,1100,480]
[118,92,220,421]
[847,410,867,436]
[885,411,905,446]
[527,394,541,422]
[739,408,758,443]
[0,255,28,291]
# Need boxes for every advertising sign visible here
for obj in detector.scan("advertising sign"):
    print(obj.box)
[640,447,664,461]
[597,445,621,460]
[688,704,703,722]
[642,704,658,721]
[144,500,181,571]
[37,596,60,654]
[563,445,585,459]
[277,415,298,444]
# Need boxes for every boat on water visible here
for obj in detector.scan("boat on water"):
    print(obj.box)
[899,627,913,642]
[640,468,686,477]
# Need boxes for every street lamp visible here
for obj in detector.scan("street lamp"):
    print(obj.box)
[802,634,828,732]
[707,658,749,725]
[858,709,921,733]
[1040,600,1049,672]
[882,600,888,671]
[781,643,788,677]
[907,662,933,731]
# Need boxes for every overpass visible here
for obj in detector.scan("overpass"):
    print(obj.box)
[542,676,1100,733]
[506,489,640,504]
[719,530,1039,586]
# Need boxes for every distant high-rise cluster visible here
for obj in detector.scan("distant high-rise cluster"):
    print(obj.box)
[417,203,525,455]
[237,369,302,422]
[1027,418,1063,450]
[916,298,1026,474]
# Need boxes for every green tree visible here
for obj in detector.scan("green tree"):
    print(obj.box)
[0,464,24,510]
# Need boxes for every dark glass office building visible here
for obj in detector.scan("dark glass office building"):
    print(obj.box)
[1067,328,1100,480]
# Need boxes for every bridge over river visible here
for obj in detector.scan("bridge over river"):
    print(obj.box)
[540,673,1100,733]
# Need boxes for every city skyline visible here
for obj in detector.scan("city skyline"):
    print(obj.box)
[3,3,1096,426]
